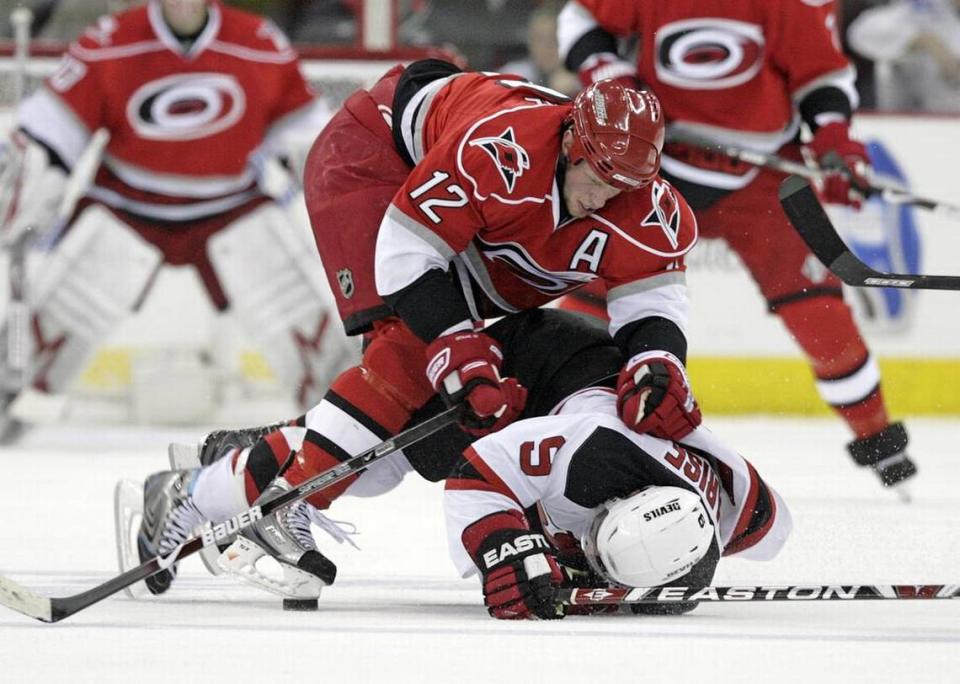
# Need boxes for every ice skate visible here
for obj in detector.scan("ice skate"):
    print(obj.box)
[136,469,207,595]
[847,422,917,501]
[218,478,338,602]
[167,422,286,471]
[167,425,284,574]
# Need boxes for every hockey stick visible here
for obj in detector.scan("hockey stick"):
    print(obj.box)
[2,8,34,392]
[0,405,460,623]
[667,130,960,220]
[779,175,960,290]
[561,584,960,606]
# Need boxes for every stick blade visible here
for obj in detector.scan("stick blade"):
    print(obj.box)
[0,574,53,622]
[778,175,851,269]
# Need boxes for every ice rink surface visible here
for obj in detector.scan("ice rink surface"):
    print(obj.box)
[0,416,958,684]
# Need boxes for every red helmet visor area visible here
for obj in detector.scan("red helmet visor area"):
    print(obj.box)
[569,81,665,191]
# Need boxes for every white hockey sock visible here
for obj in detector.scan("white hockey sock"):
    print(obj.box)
[190,448,251,522]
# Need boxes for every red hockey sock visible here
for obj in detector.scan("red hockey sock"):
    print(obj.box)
[776,296,890,438]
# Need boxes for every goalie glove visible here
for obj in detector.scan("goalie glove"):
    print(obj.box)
[462,510,564,620]
[617,351,702,441]
[425,330,527,436]
[805,122,870,209]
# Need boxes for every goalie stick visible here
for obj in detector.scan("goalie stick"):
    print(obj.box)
[779,175,960,291]
[561,584,960,606]
[667,130,960,220]
[0,405,460,623]
[3,7,34,392]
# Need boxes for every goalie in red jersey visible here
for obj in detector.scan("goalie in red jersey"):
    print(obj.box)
[131,60,711,604]
[556,0,916,490]
[0,0,354,440]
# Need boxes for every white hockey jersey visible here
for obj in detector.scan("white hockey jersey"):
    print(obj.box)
[444,389,791,577]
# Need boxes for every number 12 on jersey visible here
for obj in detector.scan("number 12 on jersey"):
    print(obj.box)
[409,170,468,224]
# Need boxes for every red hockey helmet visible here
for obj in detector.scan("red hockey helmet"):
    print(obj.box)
[568,80,664,191]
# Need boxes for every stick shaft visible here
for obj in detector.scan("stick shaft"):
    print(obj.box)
[668,131,960,219]
[0,406,460,622]
[562,584,960,605]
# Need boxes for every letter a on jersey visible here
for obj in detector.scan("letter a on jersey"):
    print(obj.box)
[470,127,531,192]
[641,180,682,249]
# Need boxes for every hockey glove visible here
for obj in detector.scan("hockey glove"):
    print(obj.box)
[463,510,564,620]
[576,52,644,91]
[617,351,702,441]
[805,122,870,208]
[425,331,527,436]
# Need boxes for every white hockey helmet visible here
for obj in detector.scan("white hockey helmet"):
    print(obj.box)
[582,486,715,588]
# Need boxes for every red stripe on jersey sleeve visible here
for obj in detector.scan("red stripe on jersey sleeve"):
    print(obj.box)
[463,446,522,505]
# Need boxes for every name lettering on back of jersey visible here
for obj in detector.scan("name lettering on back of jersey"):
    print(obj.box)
[641,181,682,249]
[126,73,247,141]
[655,19,765,90]
[469,127,531,193]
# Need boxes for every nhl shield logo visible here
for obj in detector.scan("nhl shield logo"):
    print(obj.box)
[337,268,355,299]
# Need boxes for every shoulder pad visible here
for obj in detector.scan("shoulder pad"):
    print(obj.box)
[595,179,697,259]
[457,106,566,202]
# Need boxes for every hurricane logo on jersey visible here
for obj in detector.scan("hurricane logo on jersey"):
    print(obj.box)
[655,19,765,90]
[477,236,594,295]
[126,73,246,141]
[470,127,531,193]
[641,181,681,248]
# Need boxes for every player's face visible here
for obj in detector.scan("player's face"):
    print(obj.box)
[161,0,209,34]
[561,130,621,218]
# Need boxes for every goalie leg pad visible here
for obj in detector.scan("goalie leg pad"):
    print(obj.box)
[207,202,359,409]
[24,204,163,393]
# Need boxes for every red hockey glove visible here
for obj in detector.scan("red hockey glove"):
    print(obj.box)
[462,510,564,620]
[425,331,527,436]
[617,351,702,441]
[577,52,643,90]
[805,122,870,208]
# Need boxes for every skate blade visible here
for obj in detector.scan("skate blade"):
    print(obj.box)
[218,536,324,601]
[113,479,150,600]
[890,482,913,504]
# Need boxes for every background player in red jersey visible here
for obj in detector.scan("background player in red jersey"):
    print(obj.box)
[556,0,916,490]
[444,386,791,620]
[0,0,355,439]
[132,62,707,602]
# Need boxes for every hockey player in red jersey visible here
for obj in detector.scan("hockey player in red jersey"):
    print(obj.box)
[556,0,917,489]
[131,61,707,600]
[0,0,354,438]
[444,386,791,620]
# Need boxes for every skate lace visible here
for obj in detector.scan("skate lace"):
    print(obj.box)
[282,502,321,551]
[305,507,360,550]
[158,498,205,555]
[281,502,360,551]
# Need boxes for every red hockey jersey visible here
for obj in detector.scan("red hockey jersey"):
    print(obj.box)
[17,0,326,221]
[375,73,697,338]
[571,0,857,154]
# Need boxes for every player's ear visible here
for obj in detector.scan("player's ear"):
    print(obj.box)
[561,128,574,156]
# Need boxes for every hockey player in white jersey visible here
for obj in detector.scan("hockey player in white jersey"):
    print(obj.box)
[0,0,355,439]
[444,389,791,619]
[123,308,789,612]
